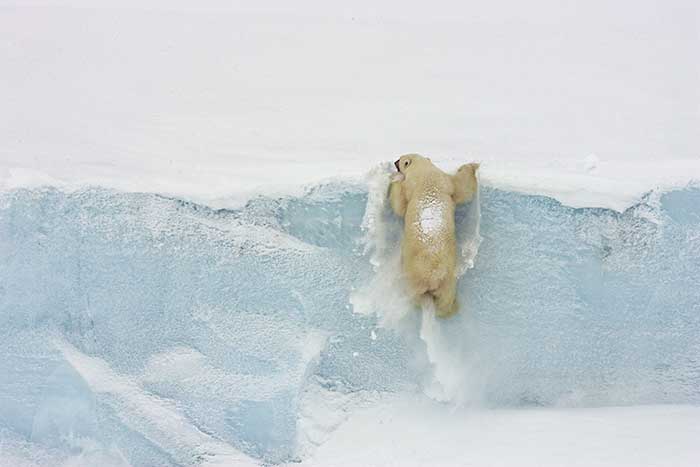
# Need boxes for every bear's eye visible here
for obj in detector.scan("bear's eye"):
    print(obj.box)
[404,160,410,167]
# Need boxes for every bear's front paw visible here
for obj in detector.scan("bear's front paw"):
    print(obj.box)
[391,173,405,183]
[458,162,480,174]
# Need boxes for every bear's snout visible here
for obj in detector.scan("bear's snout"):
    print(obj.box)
[394,159,401,172]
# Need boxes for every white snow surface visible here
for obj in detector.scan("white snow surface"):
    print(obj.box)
[1,0,699,211]
[303,395,700,467]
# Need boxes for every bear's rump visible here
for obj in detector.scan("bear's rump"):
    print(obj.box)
[402,243,455,293]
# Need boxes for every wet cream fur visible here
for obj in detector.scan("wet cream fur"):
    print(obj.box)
[389,154,479,317]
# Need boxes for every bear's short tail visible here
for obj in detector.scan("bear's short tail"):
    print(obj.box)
[426,261,450,293]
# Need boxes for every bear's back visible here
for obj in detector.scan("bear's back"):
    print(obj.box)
[402,164,457,273]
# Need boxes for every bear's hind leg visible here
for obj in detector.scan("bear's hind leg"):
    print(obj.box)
[432,276,458,318]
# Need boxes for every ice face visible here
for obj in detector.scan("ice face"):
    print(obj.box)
[0,178,699,465]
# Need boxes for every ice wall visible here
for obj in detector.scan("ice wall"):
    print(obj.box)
[0,178,699,465]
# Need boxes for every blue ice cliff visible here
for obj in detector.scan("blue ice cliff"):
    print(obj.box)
[0,169,698,465]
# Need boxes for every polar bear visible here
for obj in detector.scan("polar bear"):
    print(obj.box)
[389,154,479,317]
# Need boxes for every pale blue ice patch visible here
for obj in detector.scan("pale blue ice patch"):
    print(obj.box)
[0,181,698,465]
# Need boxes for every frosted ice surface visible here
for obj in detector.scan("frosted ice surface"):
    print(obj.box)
[0,176,699,465]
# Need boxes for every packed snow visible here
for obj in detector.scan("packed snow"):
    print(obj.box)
[1,0,699,210]
[304,396,700,467]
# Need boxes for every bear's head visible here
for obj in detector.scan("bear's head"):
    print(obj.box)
[394,153,430,175]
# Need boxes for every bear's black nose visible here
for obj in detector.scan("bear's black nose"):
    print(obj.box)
[394,159,401,171]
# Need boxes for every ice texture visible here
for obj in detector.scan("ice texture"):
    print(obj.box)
[0,176,699,465]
